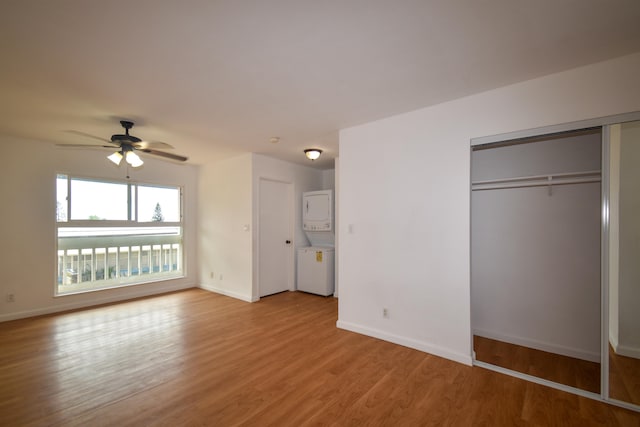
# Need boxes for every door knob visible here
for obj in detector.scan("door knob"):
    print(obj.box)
[285,240,291,244]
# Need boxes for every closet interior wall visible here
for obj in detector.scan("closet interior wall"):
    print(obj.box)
[471,130,602,363]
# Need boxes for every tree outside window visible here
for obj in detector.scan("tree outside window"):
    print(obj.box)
[152,203,164,222]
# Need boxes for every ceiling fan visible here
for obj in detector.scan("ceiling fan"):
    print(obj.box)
[59,120,188,167]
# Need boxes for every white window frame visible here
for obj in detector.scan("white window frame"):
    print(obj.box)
[55,174,185,296]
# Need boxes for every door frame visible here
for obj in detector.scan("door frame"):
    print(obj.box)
[255,177,294,299]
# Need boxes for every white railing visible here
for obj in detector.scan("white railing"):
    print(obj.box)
[57,232,183,294]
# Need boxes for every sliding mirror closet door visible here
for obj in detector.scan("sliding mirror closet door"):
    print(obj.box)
[608,120,640,406]
[471,128,602,393]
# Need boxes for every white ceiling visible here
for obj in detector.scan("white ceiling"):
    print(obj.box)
[1,0,639,169]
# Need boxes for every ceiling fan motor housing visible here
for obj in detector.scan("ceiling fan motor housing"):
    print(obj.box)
[111,134,142,143]
[111,120,141,143]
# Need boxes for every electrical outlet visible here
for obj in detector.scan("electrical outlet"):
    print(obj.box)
[219,274,223,281]
[383,308,388,318]
[210,272,214,279]
[6,293,15,303]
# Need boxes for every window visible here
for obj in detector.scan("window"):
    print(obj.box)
[56,174,184,295]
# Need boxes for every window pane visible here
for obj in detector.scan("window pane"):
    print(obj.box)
[56,174,184,295]
[138,185,180,222]
[56,174,68,222]
[70,179,128,220]
[130,185,136,221]
[57,226,182,294]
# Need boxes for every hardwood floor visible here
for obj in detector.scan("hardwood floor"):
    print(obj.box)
[1,289,638,426]
[473,335,601,394]
[610,345,640,406]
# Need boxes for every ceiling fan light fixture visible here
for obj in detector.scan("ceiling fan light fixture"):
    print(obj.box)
[304,148,322,161]
[107,151,123,165]
[125,150,144,168]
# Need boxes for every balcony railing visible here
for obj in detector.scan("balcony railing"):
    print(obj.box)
[56,229,183,294]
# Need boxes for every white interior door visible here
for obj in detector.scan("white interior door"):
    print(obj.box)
[258,179,292,297]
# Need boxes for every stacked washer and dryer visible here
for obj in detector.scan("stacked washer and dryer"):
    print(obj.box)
[297,190,335,296]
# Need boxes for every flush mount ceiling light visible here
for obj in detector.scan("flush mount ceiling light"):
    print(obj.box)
[304,148,322,161]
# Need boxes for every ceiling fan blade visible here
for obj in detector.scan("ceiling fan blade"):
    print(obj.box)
[56,143,115,149]
[64,130,115,144]
[133,141,175,150]
[140,148,188,162]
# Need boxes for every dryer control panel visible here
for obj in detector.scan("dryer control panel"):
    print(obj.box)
[302,190,333,231]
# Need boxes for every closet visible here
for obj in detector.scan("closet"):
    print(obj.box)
[471,115,640,412]
[471,128,603,393]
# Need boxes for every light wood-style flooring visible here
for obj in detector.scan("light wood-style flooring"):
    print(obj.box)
[1,289,639,426]
[610,345,640,406]
[473,335,601,394]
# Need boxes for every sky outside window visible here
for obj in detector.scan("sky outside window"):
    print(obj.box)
[57,175,180,222]
[138,185,180,222]
[70,179,128,220]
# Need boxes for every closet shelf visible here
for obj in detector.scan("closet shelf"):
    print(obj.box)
[471,170,601,191]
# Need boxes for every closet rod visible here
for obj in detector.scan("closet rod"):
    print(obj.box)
[472,176,601,191]
[471,170,601,186]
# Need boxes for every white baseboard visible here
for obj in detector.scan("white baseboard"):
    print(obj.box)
[613,343,640,359]
[199,284,257,303]
[474,328,600,363]
[609,331,620,353]
[337,319,472,366]
[606,332,639,359]
[0,282,196,322]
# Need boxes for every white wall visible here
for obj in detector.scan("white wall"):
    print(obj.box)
[197,153,323,302]
[0,138,199,321]
[251,154,323,298]
[618,121,640,357]
[322,169,335,191]
[198,154,254,301]
[338,52,640,366]
[471,133,602,362]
